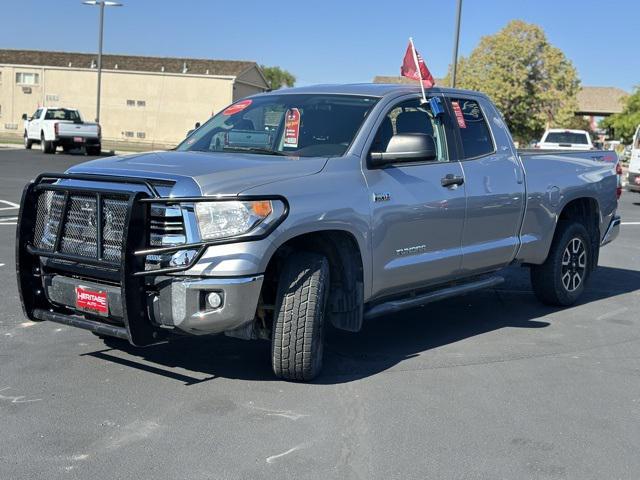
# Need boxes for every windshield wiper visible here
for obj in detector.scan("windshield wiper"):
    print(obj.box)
[222,146,288,156]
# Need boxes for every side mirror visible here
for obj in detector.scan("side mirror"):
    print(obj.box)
[370,133,437,167]
[21,113,28,120]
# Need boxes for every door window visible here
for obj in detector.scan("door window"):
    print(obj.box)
[32,109,42,120]
[371,98,449,162]
[450,98,494,159]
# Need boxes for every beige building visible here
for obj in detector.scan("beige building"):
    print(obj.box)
[0,49,269,149]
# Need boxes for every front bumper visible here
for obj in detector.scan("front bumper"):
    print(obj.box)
[41,273,263,336]
[151,275,263,334]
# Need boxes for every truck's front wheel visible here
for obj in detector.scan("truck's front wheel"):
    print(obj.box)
[271,252,330,381]
[24,132,33,150]
[530,221,592,306]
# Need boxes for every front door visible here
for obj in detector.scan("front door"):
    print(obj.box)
[445,95,526,274]
[363,96,466,299]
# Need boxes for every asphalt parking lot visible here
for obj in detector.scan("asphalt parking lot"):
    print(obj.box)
[1,148,639,480]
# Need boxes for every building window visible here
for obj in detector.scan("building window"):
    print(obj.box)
[126,100,135,107]
[45,94,59,103]
[136,132,146,139]
[136,100,146,107]
[16,72,40,85]
[124,131,134,138]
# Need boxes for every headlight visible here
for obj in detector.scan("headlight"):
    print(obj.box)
[195,200,278,240]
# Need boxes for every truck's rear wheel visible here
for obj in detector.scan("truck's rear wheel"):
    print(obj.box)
[271,252,330,381]
[530,221,592,306]
[24,132,33,150]
[40,134,54,154]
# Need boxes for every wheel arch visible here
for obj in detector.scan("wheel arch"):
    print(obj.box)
[261,228,366,332]
[553,196,600,271]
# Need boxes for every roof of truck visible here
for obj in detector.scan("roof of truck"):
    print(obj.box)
[258,83,488,99]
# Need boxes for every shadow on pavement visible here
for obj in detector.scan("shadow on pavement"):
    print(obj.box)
[84,265,640,385]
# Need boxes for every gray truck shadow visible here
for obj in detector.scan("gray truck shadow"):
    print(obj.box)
[86,265,640,385]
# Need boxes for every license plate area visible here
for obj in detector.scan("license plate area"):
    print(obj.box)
[75,286,109,316]
[74,136,85,143]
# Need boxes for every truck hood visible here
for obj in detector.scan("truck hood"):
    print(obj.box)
[67,150,328,197]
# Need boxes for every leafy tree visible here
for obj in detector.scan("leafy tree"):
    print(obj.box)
[601,87,639,143]
[444,20,580,143]
[261,65,296,90]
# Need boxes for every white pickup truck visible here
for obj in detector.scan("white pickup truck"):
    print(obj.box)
[537,128,594,151]
[22,107,101,155]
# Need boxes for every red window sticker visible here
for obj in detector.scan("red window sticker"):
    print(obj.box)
[283,108,301,148]
[451,101,466,129]
[222,99,252,116]
[75,286,108,316]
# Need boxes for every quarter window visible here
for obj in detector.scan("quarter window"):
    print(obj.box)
[16,72,40,85]
[451,98,494,159]
[371,98,449,162]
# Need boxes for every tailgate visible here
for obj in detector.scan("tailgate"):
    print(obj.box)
[57,122,99,138]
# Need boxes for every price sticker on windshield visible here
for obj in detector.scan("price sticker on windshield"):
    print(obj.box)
[284,108,301,148]
[451,101,467,129]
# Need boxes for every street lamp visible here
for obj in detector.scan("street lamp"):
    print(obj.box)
[450,0,462,88]
[82,0,123,123]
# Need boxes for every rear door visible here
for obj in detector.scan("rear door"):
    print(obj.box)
[445,95,526,274]
[363,94,466,299]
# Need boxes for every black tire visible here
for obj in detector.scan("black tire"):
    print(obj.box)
[530,221,592,306]
[271,252,330,381]
[24,132,33,150]
[86,145,101,156]
[40,134,54,154]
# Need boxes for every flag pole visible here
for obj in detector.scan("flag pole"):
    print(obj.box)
[409,37,428,104]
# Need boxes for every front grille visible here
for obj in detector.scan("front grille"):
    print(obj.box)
[145,204,186,270]
[33,189,129,264]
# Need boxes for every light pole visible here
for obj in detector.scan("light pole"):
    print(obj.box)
[82,0,123,123]
[450,0,462,88]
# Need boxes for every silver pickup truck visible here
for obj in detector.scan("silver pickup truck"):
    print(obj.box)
[17,84,621,381]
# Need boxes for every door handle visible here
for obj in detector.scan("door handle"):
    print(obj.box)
[441,174,464,187]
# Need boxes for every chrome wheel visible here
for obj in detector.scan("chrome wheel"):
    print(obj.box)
[561,237,586,292]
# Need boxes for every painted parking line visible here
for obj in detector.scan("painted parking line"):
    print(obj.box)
[0,217,18,225]
[621,222,640,225]
[0,200,19,211]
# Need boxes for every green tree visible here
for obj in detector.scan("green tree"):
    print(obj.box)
[260,65,296,90]
[601,87,639,143]
[444,20,580,143]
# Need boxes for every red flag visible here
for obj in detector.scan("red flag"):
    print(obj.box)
[400,40,435,88]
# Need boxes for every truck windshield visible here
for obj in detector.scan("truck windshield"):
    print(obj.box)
[176,94,379,157]
[44,109,81,121]
[545,132,589,144]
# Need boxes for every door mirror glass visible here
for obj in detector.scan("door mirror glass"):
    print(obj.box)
[370,133,437,166]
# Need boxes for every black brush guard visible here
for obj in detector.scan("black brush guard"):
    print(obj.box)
[16,173,199,346]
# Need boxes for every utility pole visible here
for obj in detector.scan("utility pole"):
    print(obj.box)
[82,1,123,123]
[450,0,463,88]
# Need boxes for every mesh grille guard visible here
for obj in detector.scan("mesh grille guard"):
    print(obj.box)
[16,172,175,346]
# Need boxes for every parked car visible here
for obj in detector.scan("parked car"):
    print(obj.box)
[16,84,621,381]
[627,125,640,193]
[538,128,594,150]
[22,107,101,155]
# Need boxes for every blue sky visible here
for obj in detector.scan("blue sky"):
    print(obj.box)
[3,0,638,91]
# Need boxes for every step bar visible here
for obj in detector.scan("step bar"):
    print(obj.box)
[364,276,504,320]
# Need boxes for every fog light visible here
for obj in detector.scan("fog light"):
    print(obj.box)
[206,292,223,309]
